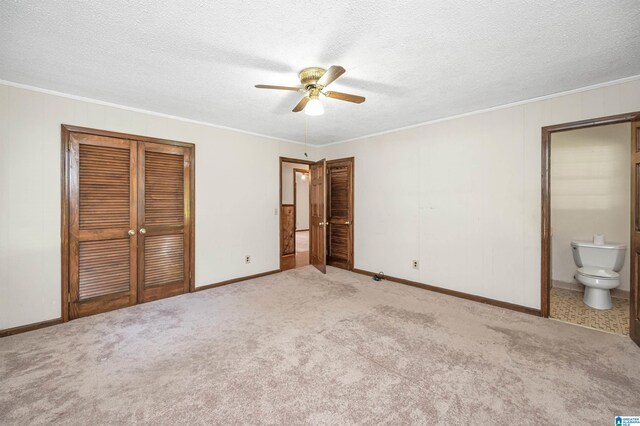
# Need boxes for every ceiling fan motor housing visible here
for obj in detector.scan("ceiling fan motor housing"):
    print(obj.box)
[254,65,365,112]
[299,67,326,90]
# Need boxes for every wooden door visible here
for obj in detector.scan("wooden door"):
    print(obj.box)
[281,204,295,256]
[68,133,138,319]
[310,159,327,273]
[326,158,354,270]
[631,120,640,346]
[137,142,192,302]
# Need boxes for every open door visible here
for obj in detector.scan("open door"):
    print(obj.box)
[327,158,354,270]
[310,159,327,273]
[631,120,640,346]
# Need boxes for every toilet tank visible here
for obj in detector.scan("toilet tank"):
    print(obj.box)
[571,241,626,272]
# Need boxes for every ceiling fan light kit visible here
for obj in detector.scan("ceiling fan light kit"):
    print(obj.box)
[304,97,324,116]
[255,65,366,115]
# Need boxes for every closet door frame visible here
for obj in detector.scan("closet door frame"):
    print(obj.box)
[61,125,196,323]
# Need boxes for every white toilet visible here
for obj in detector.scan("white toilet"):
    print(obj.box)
[571,240,626,310]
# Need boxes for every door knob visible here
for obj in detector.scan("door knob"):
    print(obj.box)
[139,228,147,235]
[344,221,352,225]
[128,229,135,236]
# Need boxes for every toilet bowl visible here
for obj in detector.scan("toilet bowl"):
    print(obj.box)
[574,267,619,310]
[571,240,626,310]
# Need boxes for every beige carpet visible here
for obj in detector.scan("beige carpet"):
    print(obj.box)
[1,266,639,425]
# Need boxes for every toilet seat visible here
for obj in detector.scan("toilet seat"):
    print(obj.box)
[575,267,619,289]
[574,272,619,290]
[576,266,618,279]
[574,267,620,310]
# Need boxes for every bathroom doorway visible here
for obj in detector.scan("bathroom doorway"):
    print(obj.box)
[280,158,313,271]
[541,112,640,344]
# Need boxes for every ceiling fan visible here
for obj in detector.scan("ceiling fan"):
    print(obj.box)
[255,65,365,116]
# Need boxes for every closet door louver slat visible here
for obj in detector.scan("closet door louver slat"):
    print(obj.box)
[68,134,137,319]
[65,127,194,320]
[138,142,191,302]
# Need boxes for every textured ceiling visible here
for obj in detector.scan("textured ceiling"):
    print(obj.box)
[1,1,640,145]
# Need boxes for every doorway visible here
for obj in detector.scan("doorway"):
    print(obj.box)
[548,123,630,334]
[541,112,640,346]
[280,158,314,270]
[279,156,355,273]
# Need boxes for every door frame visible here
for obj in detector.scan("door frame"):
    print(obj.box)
[279,157,315,271]
[540,112,640,318]
[61,124,196,323]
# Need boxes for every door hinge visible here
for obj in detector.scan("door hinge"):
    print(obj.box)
[67,293,71,303]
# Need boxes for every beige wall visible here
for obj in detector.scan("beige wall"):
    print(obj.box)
[281,162,309,204]
[321,78,640,309]
[295,171,310,230]
[281,162,310,230]
[3,77,640,329]
[550,124,631,291]
[0,84,317,330]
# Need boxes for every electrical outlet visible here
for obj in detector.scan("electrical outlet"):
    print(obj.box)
[245,255,251,264]
[412,260,419,269]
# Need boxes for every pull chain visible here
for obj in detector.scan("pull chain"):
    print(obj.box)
[304,115,309,157]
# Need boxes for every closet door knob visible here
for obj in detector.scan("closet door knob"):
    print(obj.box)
[139,228,147,235]
[128,229,135,236]
[344,221,352,225]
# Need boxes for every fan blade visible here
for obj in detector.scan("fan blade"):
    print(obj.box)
[255,84,303,92]
[292,96,310,112]
[324,91,366,104]
[316,65,345,88]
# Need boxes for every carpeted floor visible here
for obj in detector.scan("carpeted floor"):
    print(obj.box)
[1,266,639,425]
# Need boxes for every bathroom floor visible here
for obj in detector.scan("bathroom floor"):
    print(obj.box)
[550,288,629,335]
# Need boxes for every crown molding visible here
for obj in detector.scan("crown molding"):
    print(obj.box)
[322,74,640,146]
[3,74,640,148]
[0,79,305,146]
